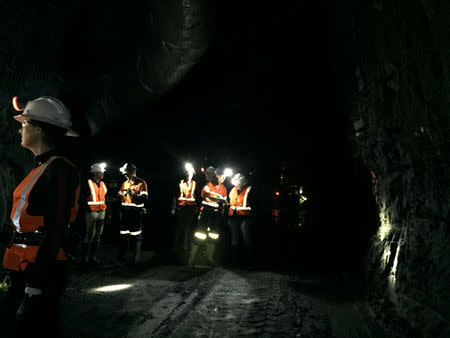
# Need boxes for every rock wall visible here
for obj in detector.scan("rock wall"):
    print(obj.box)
[325,0,450,335]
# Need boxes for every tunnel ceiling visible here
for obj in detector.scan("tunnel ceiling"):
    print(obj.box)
[0,0,216,136]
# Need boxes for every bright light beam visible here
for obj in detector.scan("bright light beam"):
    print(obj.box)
[92,284,132,292]
[224,168,233,177]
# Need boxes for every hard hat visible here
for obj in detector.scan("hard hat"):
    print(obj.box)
[215,166,225,176]
[90,162,107,173]
[231,173,248,186]
[12,96,78,137]
[205,166,216,174]
[120,163,137,174]
[205,166,216,181]
[184,162,195,174]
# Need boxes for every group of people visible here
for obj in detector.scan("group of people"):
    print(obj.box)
[0,95,258,337]
[80,161,148,266]
[82,160,257,270]
[172,164,257,268]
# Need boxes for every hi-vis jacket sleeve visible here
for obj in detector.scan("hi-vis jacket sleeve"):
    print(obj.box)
[134,180,148,205]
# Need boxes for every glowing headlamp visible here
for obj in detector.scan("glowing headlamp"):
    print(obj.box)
[90,162,107,173]
[12,96,24,112]
[185,162,195,173]
[224,168,233,177]
[231,174,240,186]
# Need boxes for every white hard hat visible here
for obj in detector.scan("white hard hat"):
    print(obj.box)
[120,163,137,174]
[13,96,78,137]
[231,173,248,186]
[90,163,107,173]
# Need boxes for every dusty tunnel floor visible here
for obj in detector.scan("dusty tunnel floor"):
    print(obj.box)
[1,245,379,337]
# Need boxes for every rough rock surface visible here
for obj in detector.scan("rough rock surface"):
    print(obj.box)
[327,1,450,335]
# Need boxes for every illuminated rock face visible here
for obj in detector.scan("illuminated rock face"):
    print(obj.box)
[328,1,450,336]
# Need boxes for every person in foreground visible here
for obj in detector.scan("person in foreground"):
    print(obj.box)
[3,96,81,337]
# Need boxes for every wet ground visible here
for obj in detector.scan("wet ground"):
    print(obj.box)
[0,244,384,337]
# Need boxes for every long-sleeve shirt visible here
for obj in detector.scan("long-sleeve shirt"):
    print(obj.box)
[118,177,148,208]
[25,150,80,286]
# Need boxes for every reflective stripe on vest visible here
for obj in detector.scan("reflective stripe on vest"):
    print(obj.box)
[121,202,145,208]
[202,201,219,208]
[4,156,80,271]
[178,180,196,206]
[11,161,50,233]
[229,186,252,216]
[87,180,107,211]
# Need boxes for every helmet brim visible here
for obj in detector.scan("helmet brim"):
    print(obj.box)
[14,114,79,137]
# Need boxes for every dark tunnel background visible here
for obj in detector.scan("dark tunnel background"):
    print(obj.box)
[48,1,380,279]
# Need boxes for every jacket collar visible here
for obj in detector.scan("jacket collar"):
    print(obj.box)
[34,149,58,167]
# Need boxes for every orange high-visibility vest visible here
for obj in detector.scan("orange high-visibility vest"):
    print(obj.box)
[87,180,107,211]
[229,186,252,216]
[201,182,227,210]
[118,178,148,208]
[177,179,196,206]
[3,156,80,271]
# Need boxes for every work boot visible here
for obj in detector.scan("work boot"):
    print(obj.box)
[80,243,90,264]
[117,235,129,264]
[245,247,255,269]
[89,241,100,264]
[231,245,239,268]
[188,244,199,268]
[206,243,216,266]
[132,239,142,264]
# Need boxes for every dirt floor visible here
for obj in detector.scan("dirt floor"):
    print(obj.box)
[0,244,385,337]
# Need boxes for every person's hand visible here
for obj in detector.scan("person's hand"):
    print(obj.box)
[170,209,176,216]
[128,189,138,199]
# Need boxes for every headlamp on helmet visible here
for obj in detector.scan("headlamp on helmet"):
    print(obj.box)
[120,163,137,174]
[216,166,233,177]
[224,168,233,177]
[12,96,78,137]
[90,162,107,173]
[184,162,195,174]
[231,173,248,186]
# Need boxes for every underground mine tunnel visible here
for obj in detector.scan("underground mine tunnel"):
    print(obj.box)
[0,1,449,337]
